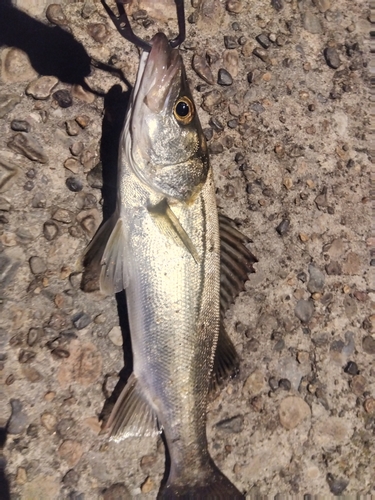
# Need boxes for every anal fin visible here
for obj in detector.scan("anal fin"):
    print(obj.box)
[211,324,240,391]
[148,198,200,263]
[102,373,160,441]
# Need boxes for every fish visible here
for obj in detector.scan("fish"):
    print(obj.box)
[85,32,257,499]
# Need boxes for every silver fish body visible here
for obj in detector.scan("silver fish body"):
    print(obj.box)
[86,33,247,498]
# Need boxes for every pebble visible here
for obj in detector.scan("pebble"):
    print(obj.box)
[72,84,95,104]
[66,120,80,137]
[26,76,59,100]
[8,399,28,434]
[302,11,323,34]
[307,264,325,293]
[271,0,284,10]
[64,158,80,174]
[314,0,331,12]
[192,54,215,85]
[279,378,291,390]
[87,23,109,43]
[46,4,68,26]
[342,252,361,275]
[215,415,244,433]
[279,396,311,430]
[40,412,57,431]
[72,312,92,330]
[314,186,328,208]
[223,50,239,77]
[102,483,131,500]
[108,326,123,347]
[57,417,75,437]
[224,36,237,49]
[87,163,103,189]
[209,117,224,132]
[32,192,47,208]
[209,142,224,154]
[326,474,349,495]
[0,94,22,118]
[362,336,375,354]
[82,0,97,19]
[324,47,341,69]
[344,361,358,375]
[53,89,73,108]
[243,370,267,395]
[75,115,90,128]
[1,48,37,83]
[350,375,366,395]
[256,33,271,49]
[43,220,59,241]
[63,469,79,487]
[27,327,41,346]
[295,299,314,323]
[201,89,223,111]
[70,142,84,157]
[29,256,47,275]
[253,47,270,63]
[11,120,30,132]
[217,68,233,86]
[52,208,73,224]
[7,133,48,163]
[141,477,155,494]
[364,398,375,414]
[58,440,83,467]
[0,152,21,192]
[66,177,83,192]
[226,0,243,13]
[276,219,290,235]
[325,260,342,275]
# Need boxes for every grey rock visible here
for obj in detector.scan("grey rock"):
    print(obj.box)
[362,336,375,355]
[87,23,109,43]
[66,177,83,192]
[203,128,213,141]
[87,163,103,189]
[276,219,290,235]
[26,76,59,100]
[0,94,22,118]
[324,47,341,69]
[46,4,68,26]
[52,89,73,108]
[18,349,36,363]
[224,36,237,49]
[70,142,84,157]
[209,117,224,131]
[27,328,42,347]
[0,253,20,290]
[29,256,47,275]
[56,417,75,437]
[7,133,48,163]
[218,68,233,85]
[52,208,73,224]
[253,47,270,63]
[192,54,215,85]
[63,469,79,487]
[314,186,329,208]
[31,192,47,208]
[8,399,28,434]
[66,120,80,137]
[326,474,349,495]
[201,89,223,111]
[43,220,59,241]
[0,152,21,193]
[256,33,271,49]
[209,142,224,154]
[302,11,323,34]
[225,0,243,13]
[271,0,284,10]
[295,299,314,323]
[81,0,97,19]
[215,415,244,433]
[72,312,92,330]
[307,264,325,293]
[11,120,30,132]
[325,260,342,275]
[344,361,358,375]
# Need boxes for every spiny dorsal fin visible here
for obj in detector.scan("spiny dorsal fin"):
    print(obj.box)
[148,198,200,263]
[102,373,160,441]
[211,323,240,391]
[219,214,257,315]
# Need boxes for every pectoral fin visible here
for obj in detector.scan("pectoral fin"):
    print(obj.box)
[211,324,240,391]
[83,212,129,295]
[102,373,160,441]
[148,199,200,263]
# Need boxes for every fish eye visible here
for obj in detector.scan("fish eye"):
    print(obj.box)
[173,97,194,124]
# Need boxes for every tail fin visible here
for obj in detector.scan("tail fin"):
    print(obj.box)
[158,461,244,500]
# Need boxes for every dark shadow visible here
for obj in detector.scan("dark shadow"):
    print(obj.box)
[157,432,171,499]
[0,426,10,500]
[0,2,91,86]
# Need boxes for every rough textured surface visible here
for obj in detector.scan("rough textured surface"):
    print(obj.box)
[0,0,371,498]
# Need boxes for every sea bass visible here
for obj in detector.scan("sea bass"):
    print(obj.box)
[86,32,256,499]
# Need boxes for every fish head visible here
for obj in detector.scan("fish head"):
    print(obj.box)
[126,32,209,202]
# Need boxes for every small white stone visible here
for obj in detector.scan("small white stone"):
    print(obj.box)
[108,326,123,346]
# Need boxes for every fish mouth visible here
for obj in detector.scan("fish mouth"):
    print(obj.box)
[133,32,182,114]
